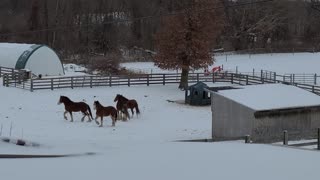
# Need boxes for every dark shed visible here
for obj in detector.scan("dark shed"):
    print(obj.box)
[185,82,211,106]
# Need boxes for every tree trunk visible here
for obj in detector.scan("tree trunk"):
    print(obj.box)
[179,68,189,90]
[52,0,60,47]
[43,0,49,45]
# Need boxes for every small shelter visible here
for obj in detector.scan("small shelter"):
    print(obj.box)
[207,84,320,143]
[0,43,64,76]
[185,82,211,106]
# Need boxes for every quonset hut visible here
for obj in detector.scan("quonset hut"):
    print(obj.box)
[0,43,64,76]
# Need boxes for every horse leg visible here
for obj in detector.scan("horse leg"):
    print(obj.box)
[69,112,73,122]
[119,110,124,121]
[94,116,100,125]
[124,109,130,121]
[99,117,103,127]
[130,107,134,117]
[120,111,124,121]
[81,113,85,122]
[64,111,68,120]
[123,112,128,121]
[83,111,91,122]
[111,116,116,127]
[87,112,92,122]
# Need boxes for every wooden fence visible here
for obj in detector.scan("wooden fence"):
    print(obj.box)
[0,66,30,78]
[0,71,290,91]
[28,73,218,91]
[3,69,320,96]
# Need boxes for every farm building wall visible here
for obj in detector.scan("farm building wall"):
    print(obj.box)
[253,110,320,143]
[211,90,320,142]
[211,93,255,140]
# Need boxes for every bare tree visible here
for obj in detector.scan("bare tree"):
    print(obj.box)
[154,0,224,89]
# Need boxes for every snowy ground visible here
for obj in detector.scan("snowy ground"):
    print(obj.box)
[1,52,320,180]
[122,52,320,74]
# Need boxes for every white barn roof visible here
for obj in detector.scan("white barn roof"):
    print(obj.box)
[0,43,64,76]
[216,84,320,111]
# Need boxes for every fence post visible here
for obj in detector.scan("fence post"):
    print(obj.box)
[253,68,255,76]
[274,72,276,83]
[260,70,263,79]
[212,73,215,83]
[246,75,249,85]
[292,74,295,84]
[71,77,74,89]
[6,74,10,87]
[147,74,149,86]
[315,74,317,85]
[51,78,53,90]
[128,77,130,87]
[283,130,288,145]
[231,74,234,84]
[90,76,93,88]
[197,73,199,82]
[14,72,17,87]
[109,76,112,87]
[2,74,5,86]
[236,66,238,74]
[245,135,251,143]
[269,71,272,80]
[318,128,320,150]
[163,74,165,85]
[30,79,33,92]
[18,72,22,84]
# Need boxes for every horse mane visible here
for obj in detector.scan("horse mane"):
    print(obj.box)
[94,101,102,108]
[118,94,129,101]
[61,96,73,103]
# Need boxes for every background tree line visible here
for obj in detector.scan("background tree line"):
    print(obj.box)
[0,0,320,72]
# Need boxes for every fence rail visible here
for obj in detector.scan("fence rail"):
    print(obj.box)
[0,71,294,91]
[3,68,320,96]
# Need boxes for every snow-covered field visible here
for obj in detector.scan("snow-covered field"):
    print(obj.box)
[1,52,320,180]
[122,52,320,74]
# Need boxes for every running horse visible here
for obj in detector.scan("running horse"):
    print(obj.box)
[58,96,93,122]
[93,101,117,127]
[114,94,140,120]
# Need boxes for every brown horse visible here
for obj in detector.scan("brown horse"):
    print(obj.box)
[93,101,118,127]
[58,96,93,122]
[114,94,140,119]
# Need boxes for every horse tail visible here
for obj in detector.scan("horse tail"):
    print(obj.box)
[135,103,140,115]
[87,105,93,119]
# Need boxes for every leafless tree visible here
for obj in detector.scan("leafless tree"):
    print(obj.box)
[154,0,225,89]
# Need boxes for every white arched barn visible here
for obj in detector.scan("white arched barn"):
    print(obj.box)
[0,43,64,76]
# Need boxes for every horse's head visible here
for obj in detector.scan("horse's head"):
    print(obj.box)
[58,96,64,105]
[58,96,70,105]
[114,94,120,102]
[93,101,99,110]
